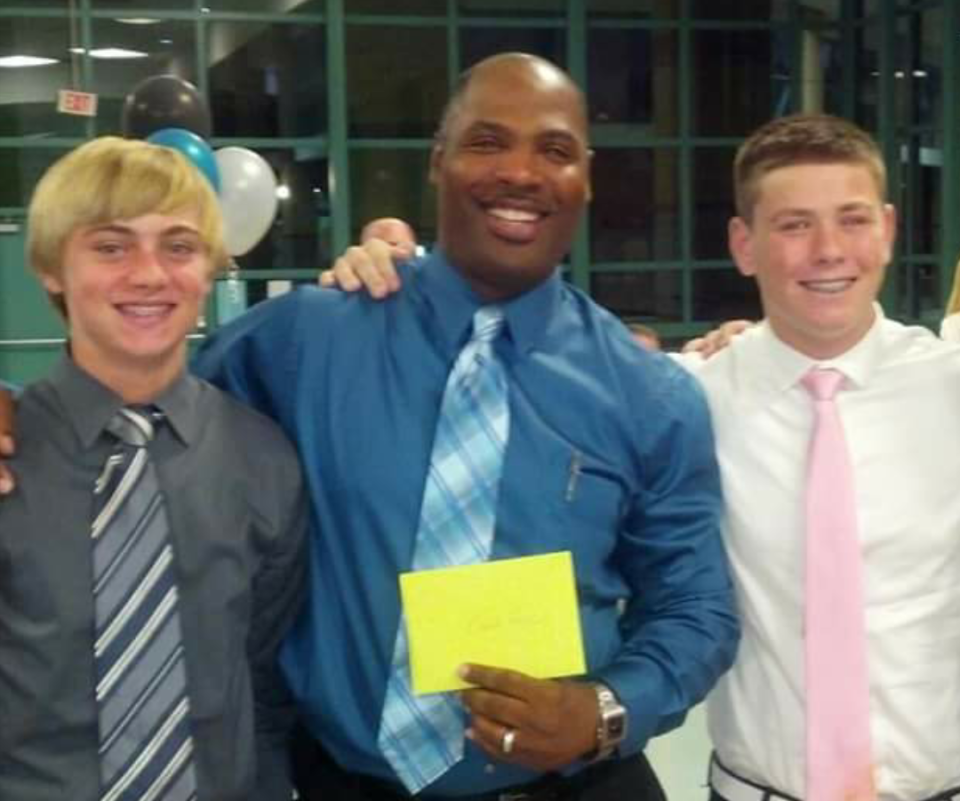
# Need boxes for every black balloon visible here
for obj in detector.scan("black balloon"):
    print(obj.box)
[121,75,212,139]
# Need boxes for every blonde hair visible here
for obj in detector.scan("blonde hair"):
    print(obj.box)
[28,136,228,318]
[733,114,887,223]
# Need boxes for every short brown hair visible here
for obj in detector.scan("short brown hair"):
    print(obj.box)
[733,113,887,222]
[28,136,228,318]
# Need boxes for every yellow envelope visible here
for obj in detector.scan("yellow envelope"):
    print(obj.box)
[399,551,586,695]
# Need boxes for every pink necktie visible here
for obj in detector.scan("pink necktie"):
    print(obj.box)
[801,368,875,801]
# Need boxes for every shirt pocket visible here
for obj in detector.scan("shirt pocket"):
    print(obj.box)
[546,448,628,582]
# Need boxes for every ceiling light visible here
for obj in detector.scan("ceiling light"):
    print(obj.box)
[115,17,162,25]
[88,48,149,60]
[0,55,59,68]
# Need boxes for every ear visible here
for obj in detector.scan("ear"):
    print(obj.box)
[584,148,594,203]
[728,217,757,278]
[880,202,897,263]
[428,144,444,187]
[41,272,64,295]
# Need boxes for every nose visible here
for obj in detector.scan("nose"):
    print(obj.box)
[812,222,844,264]
[127,246,169,287]
[492,145,542,189]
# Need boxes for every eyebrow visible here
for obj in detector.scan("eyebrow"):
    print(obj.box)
[769,201,877,220]
[462,120,584,144]
[84,223,202,237]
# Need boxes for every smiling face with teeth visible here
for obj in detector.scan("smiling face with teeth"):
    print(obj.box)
[430,54,591,301]
[729,161,895,360]
[43,211,214,400]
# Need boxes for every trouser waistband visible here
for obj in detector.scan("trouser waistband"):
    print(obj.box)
[708,752,960,801]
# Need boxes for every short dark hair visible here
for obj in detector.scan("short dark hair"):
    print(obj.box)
[733,113,886,222]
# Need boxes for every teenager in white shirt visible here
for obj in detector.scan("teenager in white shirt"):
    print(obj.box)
[691,113,960,801]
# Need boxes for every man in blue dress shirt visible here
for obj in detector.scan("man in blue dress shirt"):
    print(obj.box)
[1,53,737,799]
[193,52,737,800]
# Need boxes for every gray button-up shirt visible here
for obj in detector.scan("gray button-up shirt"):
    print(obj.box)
[0,357,308,800]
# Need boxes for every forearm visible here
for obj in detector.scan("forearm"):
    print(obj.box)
[594,581,738,751]
[602,373,739,750]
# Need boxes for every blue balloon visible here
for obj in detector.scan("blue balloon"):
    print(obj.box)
[146,127,220,192]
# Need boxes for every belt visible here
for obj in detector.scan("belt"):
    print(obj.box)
[709,752,960,801]
[354,754,636,801]
[708,754,800,801]
[376,761,601,801]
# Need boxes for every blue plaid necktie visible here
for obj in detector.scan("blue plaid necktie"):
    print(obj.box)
[377,305,510,794]
[92,407,198,801]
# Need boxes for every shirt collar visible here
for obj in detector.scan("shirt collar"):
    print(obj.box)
[747,302,886,397]
[48,354,200,449]
[414,247,564,356]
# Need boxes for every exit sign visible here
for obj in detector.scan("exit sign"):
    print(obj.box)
[57,89,98,117]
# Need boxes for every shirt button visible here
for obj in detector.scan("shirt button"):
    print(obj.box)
[485,763,496,774]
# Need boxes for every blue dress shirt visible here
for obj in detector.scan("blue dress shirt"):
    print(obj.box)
[193,250,738,796]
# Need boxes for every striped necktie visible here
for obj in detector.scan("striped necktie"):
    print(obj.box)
[92,406,198,801]
[801,369,875,801]
[377,305,510,794]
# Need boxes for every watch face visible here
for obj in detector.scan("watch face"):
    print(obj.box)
[606,711,626,739]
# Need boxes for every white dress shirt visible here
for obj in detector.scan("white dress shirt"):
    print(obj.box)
[684,310,960,800]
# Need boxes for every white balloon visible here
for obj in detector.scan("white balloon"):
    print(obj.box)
[214,147,279,257]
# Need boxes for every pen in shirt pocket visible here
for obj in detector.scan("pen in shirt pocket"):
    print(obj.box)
[565,449,582,502]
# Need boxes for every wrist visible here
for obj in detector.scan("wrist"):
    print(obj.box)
[586,682,628,763]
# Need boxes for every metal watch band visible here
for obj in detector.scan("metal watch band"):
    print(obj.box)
[590,682,627,762]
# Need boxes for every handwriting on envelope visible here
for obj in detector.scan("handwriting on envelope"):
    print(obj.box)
[399,551,586,695]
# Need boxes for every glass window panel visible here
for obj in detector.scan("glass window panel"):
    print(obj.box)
[460,27,565,71]
[208,21,326,138]
[587,0,679,21]
[0,148,67,207]
[590,148,680,262]
[797,0,840,23]
[693,147,736,261]
[3,1,70,7]
[91,18,197,136]
[853,22,878,130]
[893,261,939,320]
[346,26,446,138]
[820,31,847,117]
[692,29,781,137]
[91,0,193,8]
[232,148,332,272]
[205,0,324,12]
[900,134,941,258]
[345,0,446,13]
[589,271,682,322]
[587,28,677,130]
[0,17,88,137]
[690,0,790,21]
[893,13,912,130]
[459,0,564,17]
[350,148,436,246]
[692,268,761,322]
[915,7,942,130]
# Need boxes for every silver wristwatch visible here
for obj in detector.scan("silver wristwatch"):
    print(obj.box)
[590,682,627,761]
